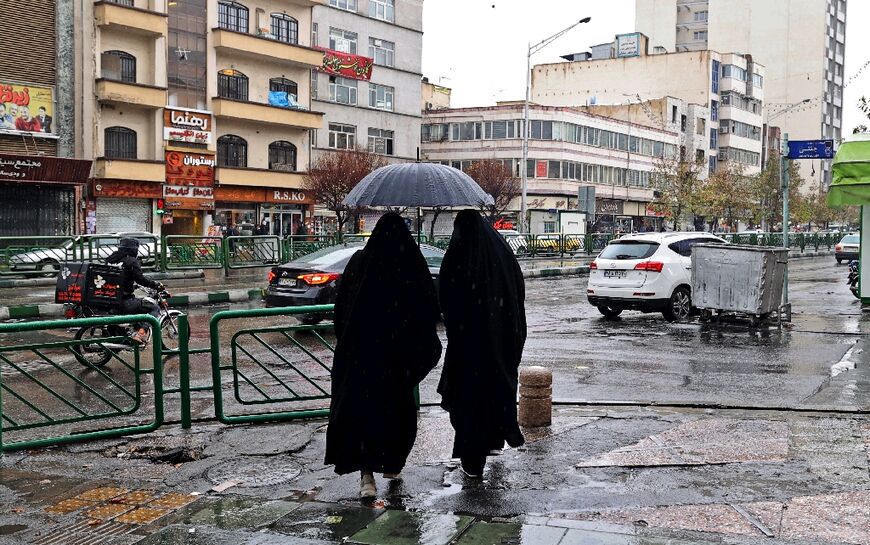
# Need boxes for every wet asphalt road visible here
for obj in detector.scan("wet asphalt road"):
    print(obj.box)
[0,255,867,436]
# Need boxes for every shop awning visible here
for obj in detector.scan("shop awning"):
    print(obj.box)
[828,135,870,207]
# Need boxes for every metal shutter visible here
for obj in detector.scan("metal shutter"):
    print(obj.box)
[0,0,56,86]
[96,198,151,233]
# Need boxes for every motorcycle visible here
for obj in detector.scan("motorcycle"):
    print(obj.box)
[847,260,860,300]
[64,287,182,367]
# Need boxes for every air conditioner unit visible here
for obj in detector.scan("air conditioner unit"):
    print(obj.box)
[718,127,729,134]
[425,102,433,109]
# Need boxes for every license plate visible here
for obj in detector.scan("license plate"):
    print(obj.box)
[278,278,297,287]
[603,270,627,279]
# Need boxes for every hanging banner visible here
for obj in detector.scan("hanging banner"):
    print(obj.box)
[319,48,374,81]
[0,82,55,136]
[163,107,213,145]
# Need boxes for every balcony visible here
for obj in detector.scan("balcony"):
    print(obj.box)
[212,98,323,130]
[94,1,167,37]
[212,28,324,68]
[94,158,164,182]
[96,79,166,109]
[216,167,306,188]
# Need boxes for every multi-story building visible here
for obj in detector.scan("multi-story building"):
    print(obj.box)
[422,77,451,111]
[635,0,847,187]
[531,45,765,177]
[310,0,423,164]
[76,0,325,236]
[0,0,91,236]
[421,103,681,233]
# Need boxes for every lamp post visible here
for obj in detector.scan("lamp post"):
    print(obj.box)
[520,16,591,233]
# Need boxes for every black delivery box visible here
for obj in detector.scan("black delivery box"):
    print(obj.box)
[55,263,124,309]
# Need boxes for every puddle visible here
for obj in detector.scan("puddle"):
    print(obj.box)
[269,501,382,541]
[184,496,300,531]
[348,510,473,545]
[0,524,27,536]
[831,342,860,377]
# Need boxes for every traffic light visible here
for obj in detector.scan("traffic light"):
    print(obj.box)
[156,199,165,215]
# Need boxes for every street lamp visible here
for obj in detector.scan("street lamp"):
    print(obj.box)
[520,16,591,233]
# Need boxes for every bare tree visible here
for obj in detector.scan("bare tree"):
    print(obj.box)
[303,149,387,238]
[700,161,750,231]
[464,160,521,224]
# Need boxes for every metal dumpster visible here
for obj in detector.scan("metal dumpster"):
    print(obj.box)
[691,244,789,324]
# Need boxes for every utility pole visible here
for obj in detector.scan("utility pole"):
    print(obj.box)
[781,132,791,321]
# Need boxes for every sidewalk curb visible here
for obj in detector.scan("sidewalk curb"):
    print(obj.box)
[524,266,590,279]
[0,288,265,321]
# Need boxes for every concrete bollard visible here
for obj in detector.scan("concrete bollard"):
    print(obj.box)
[518,366,552,427]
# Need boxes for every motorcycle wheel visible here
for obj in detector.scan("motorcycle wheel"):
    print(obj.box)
[72,326,114,367]
[160,311,183,352]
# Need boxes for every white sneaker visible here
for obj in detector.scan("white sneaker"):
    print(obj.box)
[360,473,377,498]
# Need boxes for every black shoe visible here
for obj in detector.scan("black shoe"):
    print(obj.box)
[460,458,485,478]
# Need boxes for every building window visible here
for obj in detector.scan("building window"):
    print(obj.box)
[218,69,248,100]
[752,73,764,88]
[710,127,718,150]
[101,50,136,83]
[270,77,298,100]
[328,123,356,149]
[329,0,356,11]
[268,140,297,171]
[218,1,248,32]
[270,13,298,44]
[368,38,395,67]
[722,64,747,81]
[108,0,134,5]
[694,10,708,21]
[217,135,247,167]
[329,76,357,105]
[451,122,481,141]
[104,127,136,159]
[693,30,708,41]
[710,99,718,122]
[367,128,394,155]
[168,0,207,110]
[329,27,357,54]
[543,221,556,234]
[711,59,720,94]
[369,0,394,22]
[369,83,394,111]
[421,123,448,142]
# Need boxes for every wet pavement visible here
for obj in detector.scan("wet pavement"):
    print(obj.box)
[1,256,869,544]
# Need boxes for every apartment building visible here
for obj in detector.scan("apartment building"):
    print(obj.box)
[421,103,681,233]
[635,0,847,186]
[76,0,324,236]
[310,0,423,163]
[0,0,91,236]
[531,44,766,177]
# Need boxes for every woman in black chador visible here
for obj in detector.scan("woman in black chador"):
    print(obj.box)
[438,209,527,477]
[325,212,442,498]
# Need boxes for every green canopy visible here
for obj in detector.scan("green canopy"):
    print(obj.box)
[828,136,870,207]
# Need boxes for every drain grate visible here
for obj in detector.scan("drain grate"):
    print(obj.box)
[34,520,135,545]
[205,456,303,488]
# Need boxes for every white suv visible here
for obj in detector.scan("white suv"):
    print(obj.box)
[587,232,727,321]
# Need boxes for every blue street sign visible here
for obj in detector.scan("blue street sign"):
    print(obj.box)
[786,139,835,160]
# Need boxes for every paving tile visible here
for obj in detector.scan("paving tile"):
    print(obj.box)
[185,497,301,531]
[454,521,522,544]
[348,510,473,545]
[269,501,382,542]
[85,502,133,521]
[590,504,761,537]
[779,490,870,544]
[75,487,129,502]
[44,498,97,514]
[576,418,788,468]
[115,490,159,506]
[558,528,703,545]
[149,493,199,509]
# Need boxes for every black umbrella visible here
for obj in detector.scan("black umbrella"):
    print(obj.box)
[342,162,494,208]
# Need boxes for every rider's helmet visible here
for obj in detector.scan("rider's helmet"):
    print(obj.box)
[119,237,140,257]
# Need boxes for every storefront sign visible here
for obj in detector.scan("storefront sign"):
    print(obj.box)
[165,150,215,210]
[0,82,56,136]
[265,190,313,204]
[319,48,374,81]
[596,199,624,215]
[90,179,163,198]
[646,205,665,217]
[535,161,548,178]
[163,107,213,145]
[0,153,91,183]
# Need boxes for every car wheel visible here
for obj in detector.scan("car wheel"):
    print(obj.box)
[39,260,60,277]
[597,305,622,319]
[662,287,692,322]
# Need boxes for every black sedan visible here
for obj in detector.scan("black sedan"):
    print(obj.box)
[264,242,445,323]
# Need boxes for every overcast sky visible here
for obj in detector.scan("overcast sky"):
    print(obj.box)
[422,0,870,133]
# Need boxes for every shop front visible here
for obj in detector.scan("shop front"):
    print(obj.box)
[212,186,314,237]
[0,154,92,236]
[89,180,161,234]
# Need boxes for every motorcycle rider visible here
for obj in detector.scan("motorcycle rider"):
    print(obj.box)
[106,238,164,344]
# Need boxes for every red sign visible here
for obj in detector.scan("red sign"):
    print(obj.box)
[165,150,215,210]
[319,48,374,81]
[0,153,91,183]
[536,160,548,178]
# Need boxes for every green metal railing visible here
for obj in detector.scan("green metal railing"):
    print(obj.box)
[0,314,163,452]
[224,235,282,269]
[208,304,336,424]
[163,235,223,270]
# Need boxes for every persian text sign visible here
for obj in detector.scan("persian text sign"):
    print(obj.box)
[165,150,215,209]
[0,83,55,135]
[0,153,91,182]
[319,48,374,81]
[163,107,213,145]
